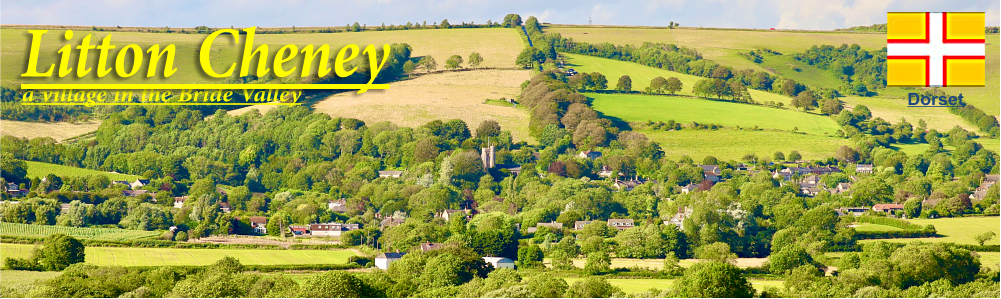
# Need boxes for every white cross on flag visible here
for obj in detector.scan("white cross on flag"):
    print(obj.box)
[886,12,985,87]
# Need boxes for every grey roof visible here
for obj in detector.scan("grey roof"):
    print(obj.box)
[377,252,407,259]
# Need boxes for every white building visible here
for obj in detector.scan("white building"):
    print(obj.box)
[483,257,515,269]
[375,252,406,270]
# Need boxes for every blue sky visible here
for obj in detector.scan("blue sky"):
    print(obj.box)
[1,0,997,30]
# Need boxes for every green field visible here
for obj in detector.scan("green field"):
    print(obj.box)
[565,54,793,106]
[1,223,161,241]
[641,129,848,161]
[839,96,980,134]
[756,53,842,89]
[859,216,1001,246]
[826,251,1000,271]
[589,93,840,135]
[23,160,140,181]
[1,27,523,87]
[0,243,356,266]
[562,277,784,294]
[0,270,60,297]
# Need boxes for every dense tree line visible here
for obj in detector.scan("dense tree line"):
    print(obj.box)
[794,44,887,96]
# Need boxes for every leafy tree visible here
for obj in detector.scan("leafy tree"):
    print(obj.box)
[666,77,683,94]
[516,244,544,268]
[36,234,86,271]
[773,151,786,161]
[769,244,815,274]
[476,120,501,139]
[445,55,463,70]
[589,72,608,90]
[468,52,483,69]
[615,75,632,92]
[298,270,372,297]
[419,56,438,73]
[671,262,754,298]
[788,151,802,161]
[564,277,623,298]
[402,60,416,74]
[440,19,451,29]
[515,48,544,69]
[524,275,568,297]
[975,231,996,246]
[502,14,522,28]
[583,249,611,274]
[695,242,737,264]
[648,77,668,94]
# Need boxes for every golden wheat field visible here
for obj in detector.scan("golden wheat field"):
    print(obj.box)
[0,120,100,141]
[312,69,533,142]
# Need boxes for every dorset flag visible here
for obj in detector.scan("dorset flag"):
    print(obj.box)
[887,12,985,87]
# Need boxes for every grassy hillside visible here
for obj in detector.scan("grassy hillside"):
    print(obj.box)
[756,53,842,89]
[589,93,840,135]
[565,54,793,106]
[640,129,849,161]
[24,160,140,181]
[313,69,534,142]
[0,120,100,142]
[0,27,524,86]
[549,27,886,72]
[0,243,356,266]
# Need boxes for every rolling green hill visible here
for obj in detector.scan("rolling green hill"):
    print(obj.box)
[589,93,840,135]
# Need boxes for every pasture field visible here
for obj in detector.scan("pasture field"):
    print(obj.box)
[23,160,141,181]
[0,243,356,266]
[313,69,533,142]
[561,277,784,294]
[0,270,60,297]
[548,27,886,72]
[825,251,1000,270]
[858,216,1001,246]
[0,223,160,241]
[588,93,840,135]
[0,27,523,86]
[641,129,848,161]
[564,54,793,106]
[840,96,980,133]
[0,120,100,142]
[756,53,842,89]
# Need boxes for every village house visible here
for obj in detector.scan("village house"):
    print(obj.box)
[700,165,722,182]
[872,204,904,214]
[173,196,188,209]
[4,183,27,197]
[328,198,348,213]
[122,190,149,197]
[218,202,231,213]
[573,221,593,230]
[129,179,150,190]
[801,187,825,197]
[378,170,404,178]
[483,257,515,269]
[607,218,635,231]
[597,165,614,178]
[288,225,310,236]
[800,175,820,188]
[438,209,472,221]
[309,223,344,236]
[773,166,841,180]
[578,151,602,160]
[680,184,699,194]
[664,207,693,230]
[249,216,267,235]
[834,182,853,195]
[836,207,868,216]
[855,164,874,174]
[971,175,999,201]
[613,178,648,191]
[375,252,406,270]
[526,221,563,234]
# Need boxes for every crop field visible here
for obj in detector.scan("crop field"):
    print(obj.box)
[549,27,885,72]
[313,69,533,142]
[589,93,840,135]
[0,243,356,266]
[1,27,524,87]
[23,160,141,181]
[0,120,100,142]
[0,270,60,297]
[858,216,1001,246]
[0,222,159,241]
[641,128,848,161]
[561,277,784,294]
[564,54,793,106]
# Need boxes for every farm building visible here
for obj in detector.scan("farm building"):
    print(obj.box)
[574,221,593,230]
[375,252,407,270]
[483,257,515,269]
[607,218,635,231]
[249,216,267,234]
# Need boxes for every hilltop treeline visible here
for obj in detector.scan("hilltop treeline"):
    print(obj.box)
[794,44,887,96]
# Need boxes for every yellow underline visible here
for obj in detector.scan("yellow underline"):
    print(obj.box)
[20,83,389,90]
[21,102,300,106]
